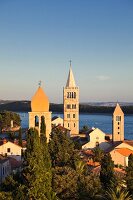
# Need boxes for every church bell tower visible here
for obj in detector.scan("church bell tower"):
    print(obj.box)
[63,63,79,135]
[112,103,124,142]
[29,84,51,142]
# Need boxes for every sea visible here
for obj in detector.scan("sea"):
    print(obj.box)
[19,112,133,140]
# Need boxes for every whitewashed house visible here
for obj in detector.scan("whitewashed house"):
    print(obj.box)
[52,116,63,126]
[0,141,23,161]
[82,128,110,150]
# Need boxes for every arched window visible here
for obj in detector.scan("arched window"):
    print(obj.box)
[116,116,121,121]
[72,92,74,98]
[74,92,76,98]
[35,116,39,127]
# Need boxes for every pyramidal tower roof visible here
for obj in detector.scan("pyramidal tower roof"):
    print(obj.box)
[113,103,124,115]
[66,67,76,87]
[31,86,49,112]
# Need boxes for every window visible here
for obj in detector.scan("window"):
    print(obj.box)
[68,123,69,127]
[67,114,70,118]
[72,92,74,98]
[67,104,71,109]
[74,92,76,98]
[118,127,120,129]
[7,148,10,153]
[74,123,75,127]
[118,122,120,125]
[118,132,120,134]
[72,104,76,109]
[73,114,75,118]
[116,116,121,121]
[35,116,39,127]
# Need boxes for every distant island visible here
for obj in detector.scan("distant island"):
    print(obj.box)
[0,100,133,114]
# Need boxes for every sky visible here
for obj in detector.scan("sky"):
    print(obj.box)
[0,0,133,103]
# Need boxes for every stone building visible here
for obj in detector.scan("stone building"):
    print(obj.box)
[29,85,51,142]
[112,103,124,142]
[63,66,79,135]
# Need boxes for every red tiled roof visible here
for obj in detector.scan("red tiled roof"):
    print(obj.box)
[115,148,133,157]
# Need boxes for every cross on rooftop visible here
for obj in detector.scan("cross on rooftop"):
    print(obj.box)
[69,60,72,67]
[38,80,42,87]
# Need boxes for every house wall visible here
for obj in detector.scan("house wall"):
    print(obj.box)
[52,118,63,126]
[116,143,133,151]
[110,150,127,167]
[82,129,107,150]
[0,142,22,161]
[0,160,11,183]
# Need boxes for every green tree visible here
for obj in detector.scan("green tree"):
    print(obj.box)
[92,147,104,162]
[0,174,24,200]
[8,132,15,140]
[52,166,78,200]
[74,160,102,199]
[126,153,133,196]
[100,153,116,190]
[82,125,90,132]
[40,117,52,199]
[0,192,13,200]
[40,116,46,134]
[22,128,52,199]
[0,111,21,133]
[48,129,80,168]
[77,174,102,200]
[105,185,132,200]
[75,160,86,175]
[18,127,22,146]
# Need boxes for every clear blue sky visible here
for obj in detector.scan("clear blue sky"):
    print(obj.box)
[0,0,133,103]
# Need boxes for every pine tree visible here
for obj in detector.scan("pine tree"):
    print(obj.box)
[22,128,52,199]
[126,153,133,196]
[100,153,116,190]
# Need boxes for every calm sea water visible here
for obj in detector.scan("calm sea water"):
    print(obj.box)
[19,112,133,140]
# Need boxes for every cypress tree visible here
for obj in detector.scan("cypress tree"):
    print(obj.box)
[40,116,52,199]
[48,129,80,168]
[18,127,22,146]
[100,153,116,190]
[22,128,52,199]
[126,153,133,196]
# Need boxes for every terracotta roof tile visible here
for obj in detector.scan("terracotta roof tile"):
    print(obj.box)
[115,148,133,157]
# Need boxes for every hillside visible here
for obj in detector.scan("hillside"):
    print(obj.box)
[0,101,133,114]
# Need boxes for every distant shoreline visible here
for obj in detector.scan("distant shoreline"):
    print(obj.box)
[0,101,133,114]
